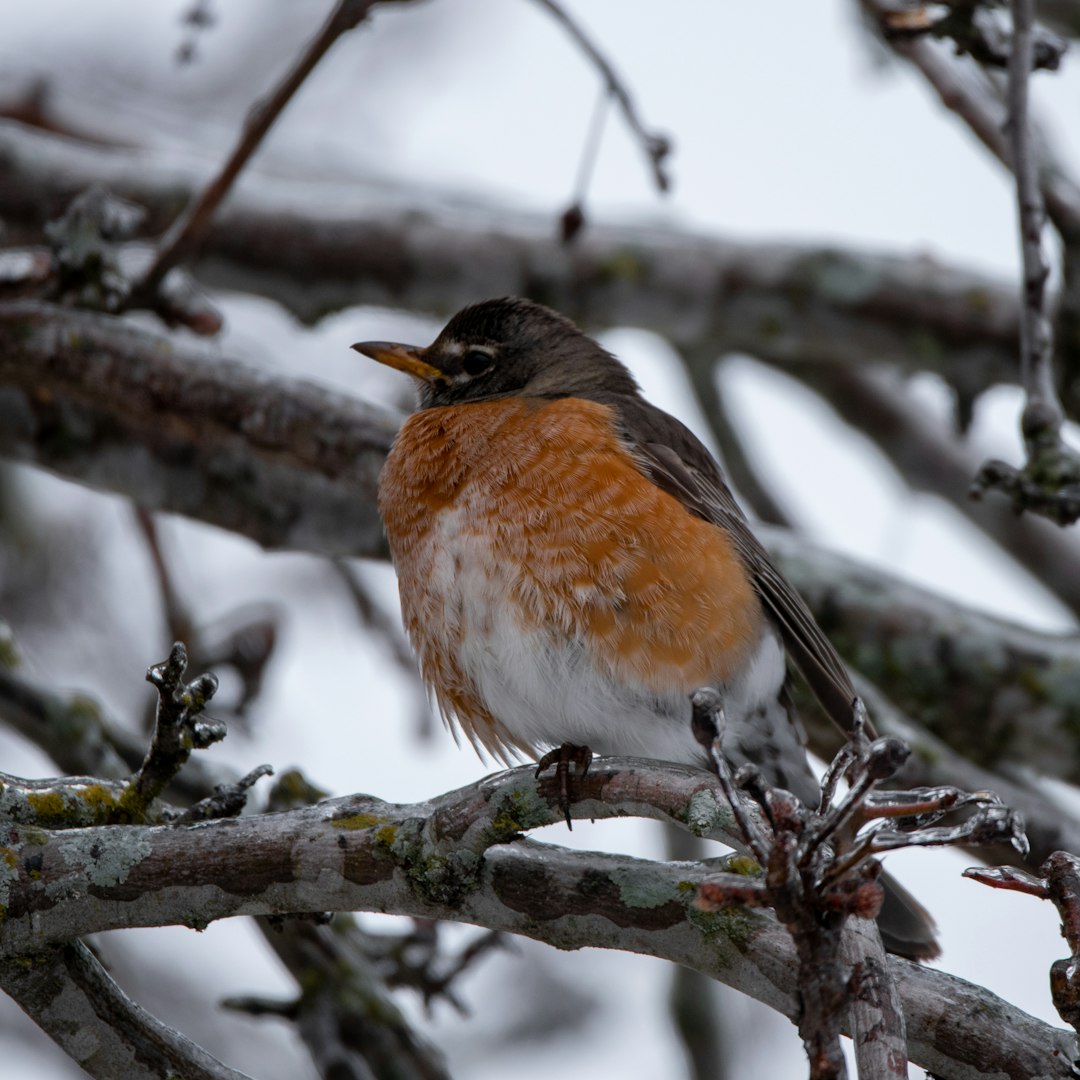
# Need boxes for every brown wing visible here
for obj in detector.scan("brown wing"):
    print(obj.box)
[604,392,861,738]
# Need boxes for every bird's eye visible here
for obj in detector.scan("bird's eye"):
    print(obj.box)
[462,351,494,377]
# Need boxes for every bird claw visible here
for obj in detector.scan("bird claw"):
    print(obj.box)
[535,743,593,829]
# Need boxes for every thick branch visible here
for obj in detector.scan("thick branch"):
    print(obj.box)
[761,525,1080,786]
[0,940,254,1080]
[0,761,1072,1078]
[0,120,1021,385]
[790,362,1080,615]
[0,300,394,556]
[4,303,1080,799]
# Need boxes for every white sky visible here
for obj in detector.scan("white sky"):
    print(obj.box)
[3,2,1080,1078]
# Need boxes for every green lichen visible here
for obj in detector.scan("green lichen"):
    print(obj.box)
[725,855,762,877]
[0,846,18,913]
[375,825,397,847]
[597,249,648,284]
[25,790,68,825]
[965,287,992,314]
[688,904,756,947]
[57,830,151,887]
[684,789,733,837]
[757,314,786,340]
[77,783,122,816]
[487,786,553,842]
[403,848,482,907]
[609,868,680,910]
[388,822,483,907]
[331,813,385,831]
[0,623,18,669]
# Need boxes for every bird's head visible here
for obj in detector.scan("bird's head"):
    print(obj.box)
[353,297,639,409]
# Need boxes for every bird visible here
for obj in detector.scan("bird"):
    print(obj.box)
[354,296,938,960]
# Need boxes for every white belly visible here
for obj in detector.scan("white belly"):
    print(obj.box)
[422,504,800,778]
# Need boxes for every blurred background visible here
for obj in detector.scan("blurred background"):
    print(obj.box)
[2,1,1080,1077]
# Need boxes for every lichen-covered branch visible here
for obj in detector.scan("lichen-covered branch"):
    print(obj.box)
[0,760,1071,1078]
[0,300,395,557]
[0,939,255,1080]
[761,525,1080,786]
[0,120,1021,387]
[0,662,235,803]
[788,362,1080,615]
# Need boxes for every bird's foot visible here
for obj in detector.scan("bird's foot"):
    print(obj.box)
[535,743,593,830]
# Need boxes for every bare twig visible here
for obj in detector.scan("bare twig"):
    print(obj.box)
[174,763,273,824]
[126,642,222,815]
[1010,0,1062,420]
[530,0,671,192]
[138,0,391,299]
[970,0,1080,523]
[692,692,1027,1079]
[134,508,195,649]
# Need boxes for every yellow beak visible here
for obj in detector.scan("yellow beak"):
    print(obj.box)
[351,340,443,382]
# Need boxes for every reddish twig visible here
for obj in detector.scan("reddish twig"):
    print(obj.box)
[138,0,390,299]
[966,851,1080,1039]
[692,690,1027,1080]
[531,0,671,193]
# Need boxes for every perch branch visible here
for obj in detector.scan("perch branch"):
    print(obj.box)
[0,759,1072,1078]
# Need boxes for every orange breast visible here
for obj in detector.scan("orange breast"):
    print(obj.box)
[378,396,765,759]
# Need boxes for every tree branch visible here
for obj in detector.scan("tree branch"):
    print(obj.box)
[530,0,671,192]
[0,300,394,557]
[970,0,1080,524]
[0,760,1072,1078]
[0,940,255,1080]
[761,524,1080,786]
[0,120,1022,384]
[138,0,397,298]
[790,362,1080,615]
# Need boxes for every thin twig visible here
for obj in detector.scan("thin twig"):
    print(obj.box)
[127,642,223,814]
[138,0,387,298]
[967,0,1080,523]
[531,0,671,192]
[1009,0,1063,428]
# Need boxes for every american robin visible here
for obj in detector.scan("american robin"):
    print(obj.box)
[354,296,938,960]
